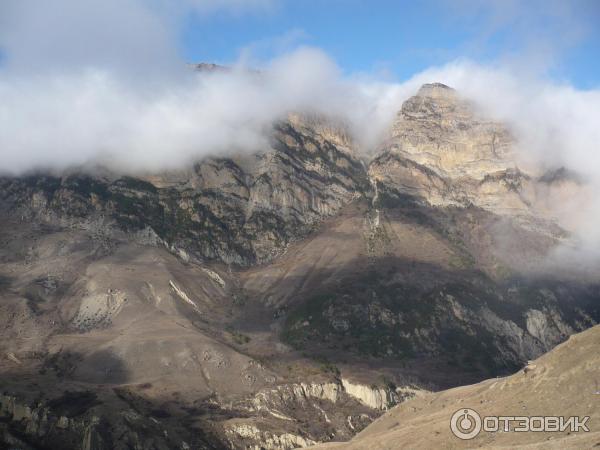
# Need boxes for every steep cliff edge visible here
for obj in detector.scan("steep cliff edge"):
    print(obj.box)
[369,83,578,233]
[0,114,368,267]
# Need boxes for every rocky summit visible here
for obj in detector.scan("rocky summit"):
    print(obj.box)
[0,84,598,450]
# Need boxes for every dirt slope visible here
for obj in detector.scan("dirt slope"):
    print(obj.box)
[311,324,600,449]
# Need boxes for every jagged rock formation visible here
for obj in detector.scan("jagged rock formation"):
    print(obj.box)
[0,393,204,450]
[0,83,598,450]
[369,83,573,229]
[370,83,520,209]
[0,115,367,267]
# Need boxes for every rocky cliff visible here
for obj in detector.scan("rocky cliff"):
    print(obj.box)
[369,83,575,231]
[0,113,367,267]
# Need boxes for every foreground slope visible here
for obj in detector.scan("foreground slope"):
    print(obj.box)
[311,324,600,449]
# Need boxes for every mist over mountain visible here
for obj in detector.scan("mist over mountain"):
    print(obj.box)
[1,1,599,179]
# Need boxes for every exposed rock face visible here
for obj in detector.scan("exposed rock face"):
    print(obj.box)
[0,114,367,267]
[224,423,316,450]
[369,83,562,224]
[340,378,407,411]
[0,394,196,450]
[389,83,515,180]
[249,382,343,409]
[218,378,413,448]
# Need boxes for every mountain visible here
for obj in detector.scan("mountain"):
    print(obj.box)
[310,323,600,449]
[0,83,597,450]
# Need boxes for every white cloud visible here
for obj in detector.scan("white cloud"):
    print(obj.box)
[183,0,277,15]
[0,46,408,173]
[0,0,278,78]
[0,0,179,79]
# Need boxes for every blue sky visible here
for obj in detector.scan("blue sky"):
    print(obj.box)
[182,0,600,88]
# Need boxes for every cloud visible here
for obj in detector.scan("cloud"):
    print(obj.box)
[0,0,179,79]
[183,0,277,15]
[0,46,409,174]
[0,0,278,78]
[237,28,311,65]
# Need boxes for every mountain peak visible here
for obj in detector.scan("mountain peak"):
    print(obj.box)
[189,62,229,73]
[415,82,456,99]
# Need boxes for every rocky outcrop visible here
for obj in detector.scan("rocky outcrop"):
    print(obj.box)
[388,83,515,180]
[0,393,212,450]
[224,422,316,450]
[245,378,412,414]
[169,279,201,311]
[368,83,565,226]
[0,115,368,267]
[525,307,574,350]
[220,378,415,448]
[340,378,401,411]
[0,394,107,450]
[249,382,343,412]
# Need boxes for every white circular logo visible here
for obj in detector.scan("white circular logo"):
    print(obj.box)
[450,408,482,440]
